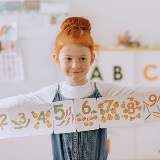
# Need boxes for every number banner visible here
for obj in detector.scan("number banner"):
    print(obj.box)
[0,91,160,138]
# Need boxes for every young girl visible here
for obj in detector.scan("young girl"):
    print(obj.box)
[0,17,160,160]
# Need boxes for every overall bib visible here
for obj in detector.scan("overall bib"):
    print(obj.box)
[51,82,108,160]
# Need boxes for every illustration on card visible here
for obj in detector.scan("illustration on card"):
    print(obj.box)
[29,104,53,135]
[97,96,121,127]
[8,106,33,137]
[31,110,52,129]
[11,112,30,130]
[74,98,99,132]
[52,100,76,134]
[76,100,98,127]
[54,105,74,126]
[97,94,143,127]
[0,109,10,139]
[119,95,143,125]
[143,91,160,123]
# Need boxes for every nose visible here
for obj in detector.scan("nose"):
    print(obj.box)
[72,60,80,69]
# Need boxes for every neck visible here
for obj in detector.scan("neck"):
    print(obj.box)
[65,79,88,86]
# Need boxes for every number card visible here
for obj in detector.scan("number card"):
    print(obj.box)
[74,98,99,132]
[119,93,144,126]
[52,100,76,134]
[0,108,10,139]
[97,96,121,128]
[8,107,32,137]
[143,91,160,123]
[29,104,53,135]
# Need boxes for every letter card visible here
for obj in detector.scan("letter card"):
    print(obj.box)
[74,98,99,132]
[0,108,10,139]
[143,91,160,123]
[52,100,76,134]
[29,104,53,135]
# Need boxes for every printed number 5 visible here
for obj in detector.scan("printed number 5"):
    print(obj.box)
[54,105,65,120]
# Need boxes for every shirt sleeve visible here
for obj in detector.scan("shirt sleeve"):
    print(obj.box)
[96,82,160,97]
[0,84,57,109]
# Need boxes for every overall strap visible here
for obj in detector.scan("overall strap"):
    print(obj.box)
[94,81,98,90]
[52,84,61,102]
[57,84,60,93]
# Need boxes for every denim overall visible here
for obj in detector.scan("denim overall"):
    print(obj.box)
[51,82,108,160]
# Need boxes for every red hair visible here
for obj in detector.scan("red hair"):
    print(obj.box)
[54,17,98,62]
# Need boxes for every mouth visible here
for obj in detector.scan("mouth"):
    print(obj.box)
[70,71,83,74]
[71,72,82,73]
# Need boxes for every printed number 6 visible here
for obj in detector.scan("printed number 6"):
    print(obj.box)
[54,105,65,120]
[82,101,91,114]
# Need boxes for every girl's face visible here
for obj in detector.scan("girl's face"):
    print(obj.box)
[58,44,94,86]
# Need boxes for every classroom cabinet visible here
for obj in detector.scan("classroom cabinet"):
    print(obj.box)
[95,49,160,160]
[134,123,160,159]
[87,50,160,86]
[108,124,160,160]
[107,126,135,160]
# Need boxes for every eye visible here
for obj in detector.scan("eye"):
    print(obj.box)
[79,57,86,61]
[65,57,72,61]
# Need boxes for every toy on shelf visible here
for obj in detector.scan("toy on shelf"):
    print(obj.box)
[117,31,141,48]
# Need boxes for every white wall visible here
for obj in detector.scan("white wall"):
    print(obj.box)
[1,0,160,160]
[69,0,160,48]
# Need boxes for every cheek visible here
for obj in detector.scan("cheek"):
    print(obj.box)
[60,63,68,71]
[82,62,90,69]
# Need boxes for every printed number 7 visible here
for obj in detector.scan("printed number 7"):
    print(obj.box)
[54,105,65,120]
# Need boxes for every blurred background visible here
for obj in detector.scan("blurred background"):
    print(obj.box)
[0,0,160,159]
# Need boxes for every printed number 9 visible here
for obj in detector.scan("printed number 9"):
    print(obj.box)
[149,94,157,107]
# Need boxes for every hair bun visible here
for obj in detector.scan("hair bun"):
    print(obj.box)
[61,17,91,34]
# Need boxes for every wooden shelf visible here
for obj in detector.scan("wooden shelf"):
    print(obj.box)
[101,47,160,51]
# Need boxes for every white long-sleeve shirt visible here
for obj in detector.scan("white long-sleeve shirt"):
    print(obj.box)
[0,80,160,109]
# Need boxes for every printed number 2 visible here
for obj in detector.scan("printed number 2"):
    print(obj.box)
[54,105,65,120]
[0,114,8,126]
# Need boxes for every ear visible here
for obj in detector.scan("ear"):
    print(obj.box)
[53,54,59,64]
[90,53,95,66]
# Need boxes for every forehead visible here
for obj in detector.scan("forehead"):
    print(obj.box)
[60,44,91,56]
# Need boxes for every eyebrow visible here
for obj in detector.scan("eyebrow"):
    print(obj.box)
[64,55,88,57]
